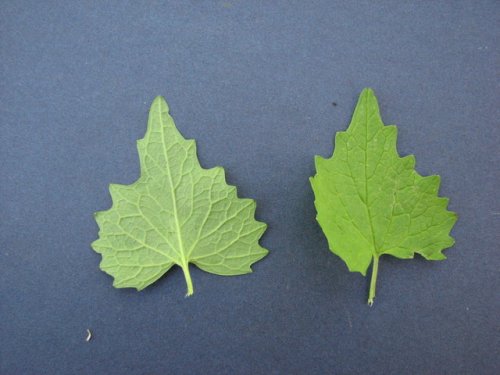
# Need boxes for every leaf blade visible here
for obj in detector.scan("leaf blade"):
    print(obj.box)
[92,96,268,294]
[311,88,457,303]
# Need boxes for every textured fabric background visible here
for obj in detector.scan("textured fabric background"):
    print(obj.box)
[1,1,498,374]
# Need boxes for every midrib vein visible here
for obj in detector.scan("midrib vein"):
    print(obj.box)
[158,105,186,264]
[363,96,378,255]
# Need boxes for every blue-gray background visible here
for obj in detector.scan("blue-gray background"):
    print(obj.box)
[1,1,498,374]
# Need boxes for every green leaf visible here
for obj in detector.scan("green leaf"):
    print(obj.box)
[310,88,457,305]
[92,97,268,295]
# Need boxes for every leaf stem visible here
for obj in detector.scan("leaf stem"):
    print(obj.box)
[182,263,194,297]
[368,255,379,306]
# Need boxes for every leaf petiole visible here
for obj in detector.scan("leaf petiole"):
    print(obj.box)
[368,255,379,306]
[182,263,194,297]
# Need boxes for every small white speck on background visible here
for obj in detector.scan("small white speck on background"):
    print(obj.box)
[85,329,92,342]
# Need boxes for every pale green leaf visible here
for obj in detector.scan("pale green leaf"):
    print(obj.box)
[310,88,457,305]
[92,97,268,295]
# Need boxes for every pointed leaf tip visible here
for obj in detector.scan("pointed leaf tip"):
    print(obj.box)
[361,87,375,96]
[359,87,378,106]
[152,95,169,111]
